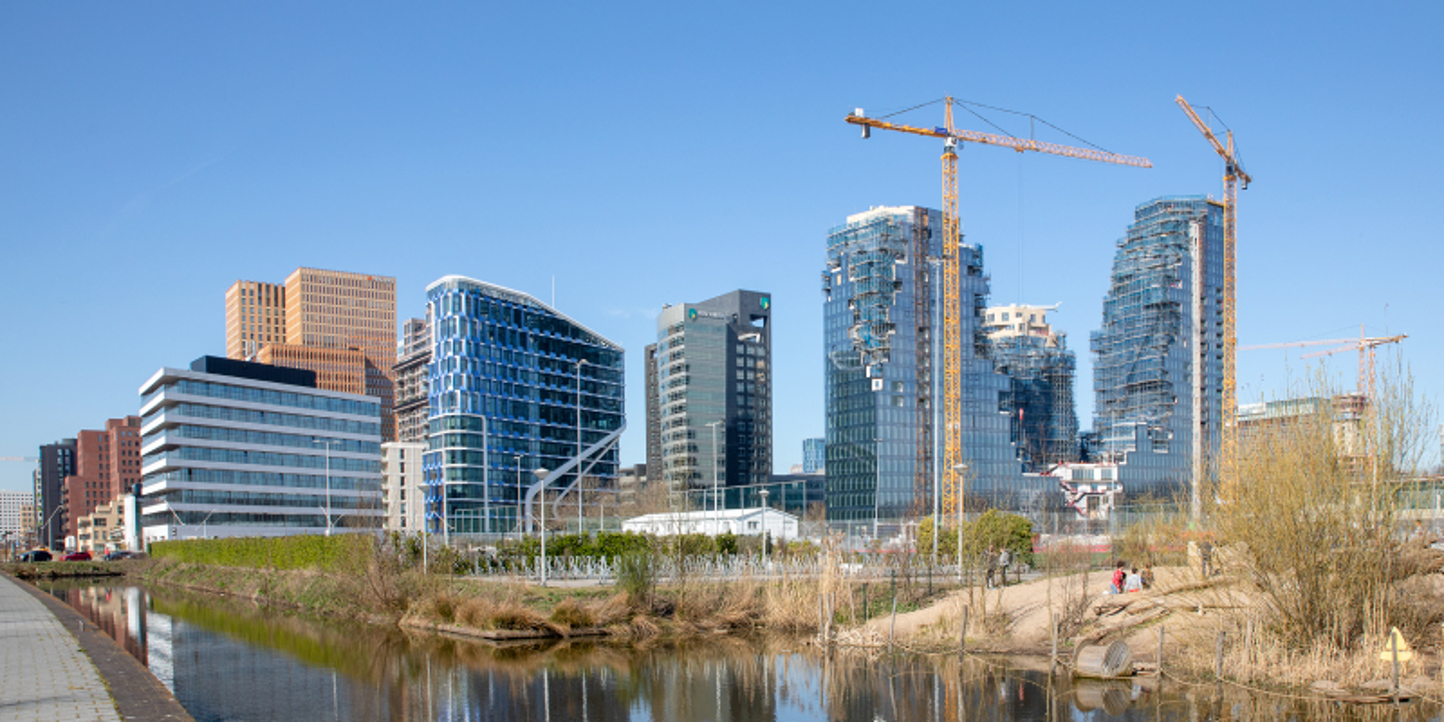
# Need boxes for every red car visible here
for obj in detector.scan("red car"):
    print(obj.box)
[61,551,92,561]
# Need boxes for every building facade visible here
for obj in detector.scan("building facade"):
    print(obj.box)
[76,500,123,553]
[983,304,1078,473]
[652,290,773,501]
[802,438,826,474]
[393,317,431,444]
[823,206,1024,528]
[226,267,397,440]
[423,276,625,536]
[225,281,287,360]
[62,416,142,540]
[1091,196,1224,498]
[137,356,383,543]
[36,439,76,549]
[381,441,427,533]
[0,490,29,544]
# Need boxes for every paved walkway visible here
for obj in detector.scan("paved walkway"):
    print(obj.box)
[0,575,120,722]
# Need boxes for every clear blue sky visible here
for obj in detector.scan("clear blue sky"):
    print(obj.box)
[3,2,1441,493]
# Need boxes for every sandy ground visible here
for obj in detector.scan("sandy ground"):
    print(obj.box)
[861,565,1237,659]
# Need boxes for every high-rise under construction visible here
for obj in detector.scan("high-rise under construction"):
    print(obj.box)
[1091,196,1224,497]
[983,304,1077,473]
[823,206,1026,528]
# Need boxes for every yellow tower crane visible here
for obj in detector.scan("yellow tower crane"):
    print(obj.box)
[846,99,1151,514]
[1176,95,1252,496]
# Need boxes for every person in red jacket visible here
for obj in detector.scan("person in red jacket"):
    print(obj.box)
[1110,560,1127,594]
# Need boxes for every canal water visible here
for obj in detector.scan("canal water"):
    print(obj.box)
[37,580,1441,721]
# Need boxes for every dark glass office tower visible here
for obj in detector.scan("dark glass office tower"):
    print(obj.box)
[652,290,772,499]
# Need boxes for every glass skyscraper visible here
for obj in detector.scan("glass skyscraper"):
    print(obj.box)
[823,206,1023,528]
[423,276,624,535]
[1091,196,1224,497]
[651,290,772,499]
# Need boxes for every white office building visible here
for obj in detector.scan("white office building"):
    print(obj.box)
[138,356,383,544]
[381,441,426,533]
[0,490,29,541]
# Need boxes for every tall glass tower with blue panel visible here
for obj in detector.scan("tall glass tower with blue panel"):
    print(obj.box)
[424,276,625,536]
[1091,196,1224,498]
[823,206,1024,530]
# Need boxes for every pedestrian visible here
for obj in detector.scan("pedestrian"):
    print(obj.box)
[998,546,1012,587]
[1124,566,1142,593]
[1141,563,1155,590]
[1109,560,1126,595]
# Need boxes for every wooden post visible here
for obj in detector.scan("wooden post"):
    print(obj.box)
[1049,613,1058,676]
[1392,632,1400,705]
[1245,617,1254,668]
[889,593,898,651]
[1215,631,1226,681]
[863,583,869,621]
[1157,625,1166,678]
[958,605,968,662]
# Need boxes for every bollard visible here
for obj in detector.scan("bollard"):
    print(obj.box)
[1215,631,1226,681]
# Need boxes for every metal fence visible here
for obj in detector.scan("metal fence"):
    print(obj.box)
[468,552,969,584]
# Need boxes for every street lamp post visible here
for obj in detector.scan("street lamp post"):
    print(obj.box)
[514,454,523,544]
[199,509,218,539]
[482,415,489,538]
[706,420,724,536]
[533,468,550,586]
[312,439,341,536]
[576,359,586,536]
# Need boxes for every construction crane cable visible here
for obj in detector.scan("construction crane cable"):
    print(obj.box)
[953,98,1117,154]
[954,101,1017,139]
[877,98,948,120]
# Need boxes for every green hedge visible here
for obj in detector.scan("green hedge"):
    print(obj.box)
[150,534,373,572]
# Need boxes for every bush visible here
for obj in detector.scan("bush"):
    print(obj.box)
[616,551,655,607]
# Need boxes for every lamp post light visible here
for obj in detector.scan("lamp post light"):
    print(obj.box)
[706,420,724,536]
[533,468,550,587]
[312,438,341,536]
[481,414,489,538]
[568,359,580,537]
[514,454,523,544]
[199,509,218,539]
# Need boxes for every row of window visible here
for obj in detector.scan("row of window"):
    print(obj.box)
[145,467,377,492]
[150,402,381,437]
[164,424,380,455]
[142,447,379,473]
[153,379,379,417]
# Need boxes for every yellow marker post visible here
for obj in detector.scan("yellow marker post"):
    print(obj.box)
[1378,627,1414,662]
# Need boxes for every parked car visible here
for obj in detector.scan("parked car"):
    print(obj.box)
[102,550,144,561]
[18,550,52,562]
[61,550,92,562]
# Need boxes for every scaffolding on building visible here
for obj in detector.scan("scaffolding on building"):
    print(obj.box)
[988,334,1078,472]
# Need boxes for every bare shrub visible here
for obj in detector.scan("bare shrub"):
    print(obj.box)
[1214,367,1438,656]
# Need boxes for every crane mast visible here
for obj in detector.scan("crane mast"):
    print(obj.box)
[1176,95,1251,501]
[848,99,1150,516]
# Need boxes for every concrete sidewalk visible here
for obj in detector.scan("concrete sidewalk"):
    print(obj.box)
[0,574,120,722]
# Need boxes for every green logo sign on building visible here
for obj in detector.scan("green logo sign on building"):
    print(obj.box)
[760,296,770,310]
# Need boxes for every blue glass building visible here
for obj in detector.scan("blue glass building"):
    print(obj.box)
[823,206,1024,529]
[1091,196,1224,497]
[423,276,624,536]
[802,438,826,474]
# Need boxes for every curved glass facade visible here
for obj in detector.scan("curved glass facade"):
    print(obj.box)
[423,276,624,535]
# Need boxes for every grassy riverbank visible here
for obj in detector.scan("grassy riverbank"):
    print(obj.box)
[2,561,127,580]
